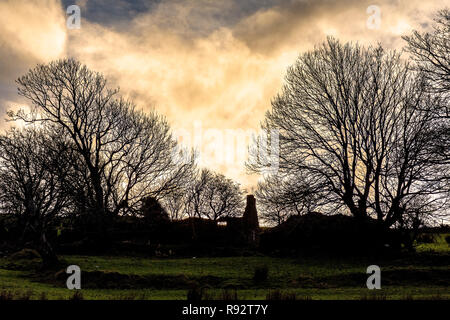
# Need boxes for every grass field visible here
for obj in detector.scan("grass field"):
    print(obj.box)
[0,234,448,300]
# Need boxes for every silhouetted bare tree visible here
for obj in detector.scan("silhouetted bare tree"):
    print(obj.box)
[161,190,187,220]
[255,177,291,226]
[248,38,449,229]
[403,9,450,99]
[9,59,194,230]
[404,8,450,192]
[185,169,244,221]
[0,126,75,265]
[255,174,330,226]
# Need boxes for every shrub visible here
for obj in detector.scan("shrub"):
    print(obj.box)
[416,233,435,244]
[253,265,269,283]
[18,290,33,300]
[402,294,414,300]
[220,289,238,300]
[140,197,170,225]
[259,213,389,255]
[0,290,34,300]
[9,248,41,260]
[0,290,14,300]
[187,285,210,301]
[266,290,299,300]
[39,292,48,300]
[445,236,450,245]
[360,292,387,300]
[69,291,84,300]
[429,293,443,300]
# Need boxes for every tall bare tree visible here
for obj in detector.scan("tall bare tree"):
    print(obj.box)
[248,38,449,230]
[9,59,194,230]
[404,8,450,190]
[403,9,450,100]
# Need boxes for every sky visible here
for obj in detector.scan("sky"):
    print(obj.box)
[0,0,447,190]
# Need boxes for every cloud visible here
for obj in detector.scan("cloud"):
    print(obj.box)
[0,0,66,126]
[0,0,445,188]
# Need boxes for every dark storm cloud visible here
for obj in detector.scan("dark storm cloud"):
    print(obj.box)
[61,0,159,28]
[62,0,291,35]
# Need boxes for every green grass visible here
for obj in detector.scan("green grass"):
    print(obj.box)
[0,235,448,300]
[415,233,450,253]
[0,262,448,300]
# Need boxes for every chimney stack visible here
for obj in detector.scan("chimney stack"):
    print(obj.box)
[243,194,259,231]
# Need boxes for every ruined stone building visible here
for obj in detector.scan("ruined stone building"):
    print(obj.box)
[217,194,259,244]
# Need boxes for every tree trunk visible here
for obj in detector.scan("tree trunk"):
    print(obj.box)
[37,232,59,268]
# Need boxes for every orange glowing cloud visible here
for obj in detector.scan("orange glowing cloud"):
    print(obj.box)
[0,0,445,188]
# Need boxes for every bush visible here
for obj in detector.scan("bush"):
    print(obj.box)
[266,290,299,300]
[259,213,401,255]
[9,248,41,260]
[445,236,450,245]
[253,265,269,283]
[39,292,48,300]
[187,287,202,301]
[0,290,33,300]
[69,291,84,300]
[360,292,387,300]
[186,284,214,301]
[0,290,14,300]
[18,290,33,300]
[416,233,435,244]
[220,289,238,300]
